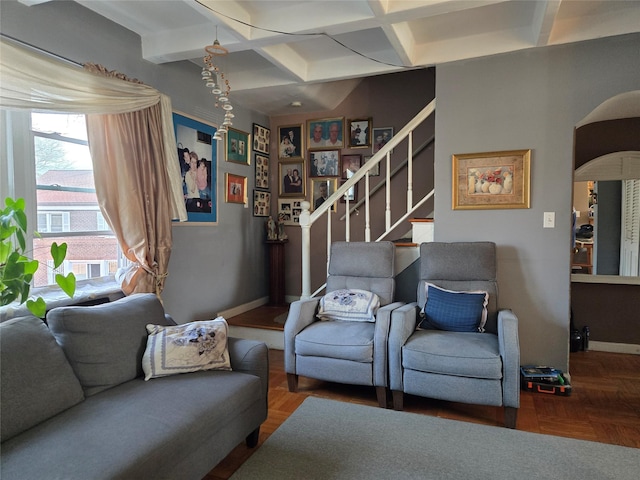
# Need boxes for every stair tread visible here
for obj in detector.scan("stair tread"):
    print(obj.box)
[409,218,434,223]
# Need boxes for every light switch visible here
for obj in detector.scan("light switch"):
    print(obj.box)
[543,212,555,228]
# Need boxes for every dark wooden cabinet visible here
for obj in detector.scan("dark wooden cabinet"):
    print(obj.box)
[267,240,287,306]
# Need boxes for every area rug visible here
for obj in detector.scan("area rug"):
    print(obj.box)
[231,397,638,480]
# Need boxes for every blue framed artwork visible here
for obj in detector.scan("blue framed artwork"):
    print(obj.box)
[173,112,217,224]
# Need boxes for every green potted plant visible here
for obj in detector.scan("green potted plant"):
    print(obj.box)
[0,197,76,317]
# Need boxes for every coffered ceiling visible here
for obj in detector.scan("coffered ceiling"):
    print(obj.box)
[19,0,640,115]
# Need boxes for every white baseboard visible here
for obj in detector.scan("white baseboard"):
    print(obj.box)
[589,341,640,355]
[217,296,269,320]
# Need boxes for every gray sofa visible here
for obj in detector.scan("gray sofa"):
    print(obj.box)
[0,293,269,480]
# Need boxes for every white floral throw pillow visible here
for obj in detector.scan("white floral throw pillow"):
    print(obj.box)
[142,317,231,381]
[317,289,380,322]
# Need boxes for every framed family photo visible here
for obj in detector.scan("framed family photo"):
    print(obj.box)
[226,127,250,165]
[253,190,271,217]
[255,153,270,190]
[347,118,372,148]
[252,123,270,155]
[452,149,531,210]
[372,127,394,154]
[279,161,305,197]
[278,198,303,225]
[311,178,337,212]
[340,179,358,203]
[277,124,304,160]
[225,173,247,204]
[362,154,380,176]
[307,117,344,149]
[172,111,217,224]
[341,154,361,178]
[309,149,340,177]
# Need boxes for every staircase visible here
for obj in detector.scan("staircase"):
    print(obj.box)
[298,99,436,298]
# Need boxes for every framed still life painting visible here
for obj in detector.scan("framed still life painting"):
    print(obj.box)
[452,149,531,210]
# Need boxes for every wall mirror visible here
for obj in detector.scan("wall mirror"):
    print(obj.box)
[572,91,640,285]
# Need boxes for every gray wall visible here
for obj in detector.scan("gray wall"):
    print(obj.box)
[435,33,640,371]
[1,0,271,323]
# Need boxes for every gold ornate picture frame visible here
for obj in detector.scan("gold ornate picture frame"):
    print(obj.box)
[452,149,531,210]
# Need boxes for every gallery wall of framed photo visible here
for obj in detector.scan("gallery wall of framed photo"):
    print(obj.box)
[276,115,392,221]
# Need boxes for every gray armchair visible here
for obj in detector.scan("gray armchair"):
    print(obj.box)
[284,241,402,408]
[388,242,520,428]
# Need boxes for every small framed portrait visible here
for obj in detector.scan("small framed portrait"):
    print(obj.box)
[372,127,394,154]
[279,161,306,197]
[341,154,361,179]
[225,173,247,204]
[347,118,372,148]
[253,190,271,217]
[340,179,358,203]
[252,123,270,155]
[307,117,344,150]
[309,149,340,177]
[278,198,303,225]
[363,154,380,176]
[311,178,338,212]
[226,127,250,165]
[254,153,269,190]
[277,124,304,160]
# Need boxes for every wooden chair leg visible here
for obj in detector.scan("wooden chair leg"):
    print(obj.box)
[375,386,388,408]
[287,373,299,392]
[504,407,518,429]
[392,390,404,411]
[245,427,260,448]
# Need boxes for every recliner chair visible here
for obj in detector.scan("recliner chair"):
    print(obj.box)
[388,242,520,427]
[284,241,402,408]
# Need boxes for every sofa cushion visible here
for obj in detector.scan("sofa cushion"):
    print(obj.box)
[142,317,232,380]
[295,320,375,362]
[47,293,173,397]
[418,283,488,332]
[317,289,380,322]
[403,330,503,379]
[0,315,84,442]
[0,371,266,480]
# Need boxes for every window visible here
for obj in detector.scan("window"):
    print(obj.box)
[1,110,124,289]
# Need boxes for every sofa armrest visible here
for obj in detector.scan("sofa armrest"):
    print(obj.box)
[373,302,404,387]
[498,309,520,409]
[388,302,419,391]
[283,297,321,375]
[228,337,269,403]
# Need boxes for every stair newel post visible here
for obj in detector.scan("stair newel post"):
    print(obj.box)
[385,151,391,231]
[365,170,371,242]
[407,130,413,212]
[299,201,311,299]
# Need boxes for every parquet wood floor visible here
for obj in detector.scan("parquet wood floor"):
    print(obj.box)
[204,306,640,479]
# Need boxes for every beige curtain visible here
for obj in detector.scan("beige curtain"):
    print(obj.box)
[86,104,172,295]
[0,37,188,296]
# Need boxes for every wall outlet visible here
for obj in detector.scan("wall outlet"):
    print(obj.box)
[543,211,555,228]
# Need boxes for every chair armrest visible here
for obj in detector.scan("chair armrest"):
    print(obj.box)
[283,297,321,374]
[228,337,269,404]
[388,302,419,391]
[372,301,405,387]
[498,309,520,409]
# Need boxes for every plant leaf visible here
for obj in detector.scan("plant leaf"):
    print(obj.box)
[23,259,39,276]
[51,242,68,269]
[56,273,76,298]
[27,297,46,318]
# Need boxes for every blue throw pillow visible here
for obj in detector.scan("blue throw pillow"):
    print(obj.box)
[418,283,488,332]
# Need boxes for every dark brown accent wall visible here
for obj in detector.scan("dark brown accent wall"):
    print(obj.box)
[574,118,640,169]
[571,282,640,344]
